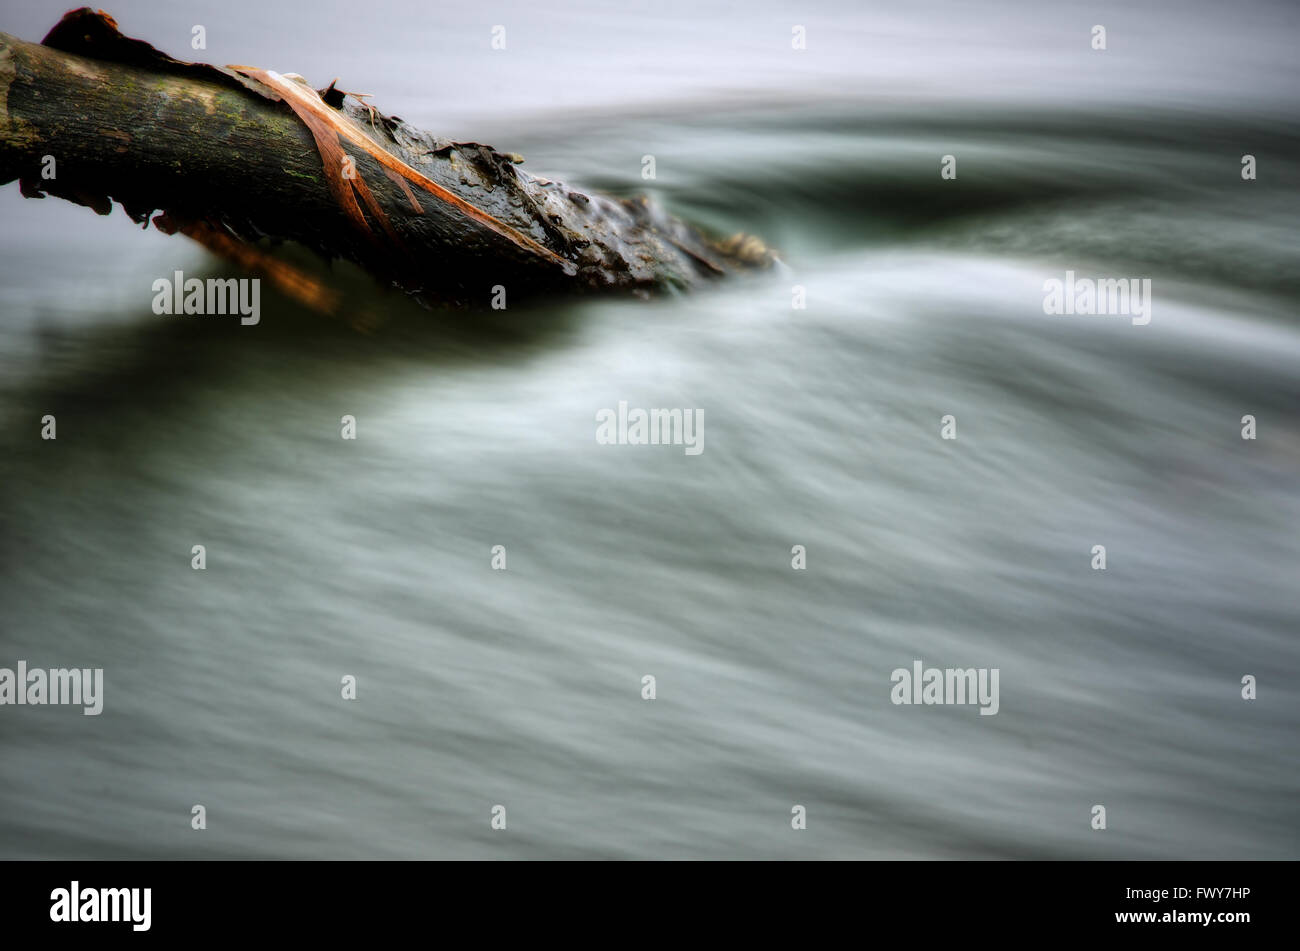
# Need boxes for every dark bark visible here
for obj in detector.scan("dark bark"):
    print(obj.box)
[0,9,774,307]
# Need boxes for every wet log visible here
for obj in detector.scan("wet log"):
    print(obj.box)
[0,9,775,307]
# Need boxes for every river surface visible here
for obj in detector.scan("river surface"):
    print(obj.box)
[1,0,1297,858]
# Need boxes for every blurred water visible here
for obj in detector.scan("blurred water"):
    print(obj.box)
[1,0,1298,858]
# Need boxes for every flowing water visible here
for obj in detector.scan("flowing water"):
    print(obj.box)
[1,0,1298,858]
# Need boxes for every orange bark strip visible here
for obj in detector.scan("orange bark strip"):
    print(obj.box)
[178,219,341,314]
[382,167,425,214]
[232,66,572,271]
[350,172,403,247]
[273,86,373,238]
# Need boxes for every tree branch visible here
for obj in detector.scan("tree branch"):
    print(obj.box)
[0,8,774,306]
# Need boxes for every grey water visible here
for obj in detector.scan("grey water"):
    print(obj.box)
[1,0,1297,858]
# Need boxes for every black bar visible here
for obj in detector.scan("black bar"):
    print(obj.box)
[1,860,1280,937]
